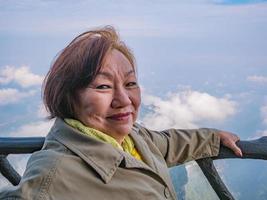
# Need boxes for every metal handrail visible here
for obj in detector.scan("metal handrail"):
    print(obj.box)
[1,136,267,200]
[0,137,45,155]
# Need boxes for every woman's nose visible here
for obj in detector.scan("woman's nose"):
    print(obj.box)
[111,87,131,108]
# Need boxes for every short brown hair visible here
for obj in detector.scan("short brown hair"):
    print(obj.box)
[42,26,135,119]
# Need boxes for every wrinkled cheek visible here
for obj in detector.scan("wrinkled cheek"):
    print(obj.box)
[85,105,104,119]
[78,103,100,121]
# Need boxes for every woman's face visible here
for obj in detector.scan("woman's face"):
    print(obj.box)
[75,49,141,143]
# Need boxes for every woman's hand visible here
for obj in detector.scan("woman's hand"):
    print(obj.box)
[219,131,243,157]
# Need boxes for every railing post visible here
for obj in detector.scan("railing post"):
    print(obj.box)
[0,155,21,186]
[197,158,235,200]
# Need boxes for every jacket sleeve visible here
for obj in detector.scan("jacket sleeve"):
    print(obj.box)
[135,124,220,167]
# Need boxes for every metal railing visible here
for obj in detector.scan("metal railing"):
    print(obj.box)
[1,136,267,200]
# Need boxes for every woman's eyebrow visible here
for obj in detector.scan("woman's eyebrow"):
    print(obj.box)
[125,70,135,77]
[97,71,113,80]
[97,70,135,79]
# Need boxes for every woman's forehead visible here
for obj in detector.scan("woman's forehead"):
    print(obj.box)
[98,49,135,77]
[103,49,132,66]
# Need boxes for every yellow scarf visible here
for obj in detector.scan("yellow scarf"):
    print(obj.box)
[64,118,142,161]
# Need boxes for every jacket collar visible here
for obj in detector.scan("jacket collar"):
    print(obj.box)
[46,119,176,199]
[47,118,125,183]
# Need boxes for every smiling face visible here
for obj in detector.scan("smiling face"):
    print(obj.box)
[75,49,141,144]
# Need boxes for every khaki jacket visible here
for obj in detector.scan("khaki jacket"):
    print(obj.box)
[0,118,220,200]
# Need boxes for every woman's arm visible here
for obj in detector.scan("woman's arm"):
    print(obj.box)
[135,124,242,167]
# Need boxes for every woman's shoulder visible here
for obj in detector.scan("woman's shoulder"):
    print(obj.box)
[20,144,67,187]
[133,122,166,141]
[0,148,66,200]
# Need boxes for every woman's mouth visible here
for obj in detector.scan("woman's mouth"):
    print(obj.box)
[107,112,132,121]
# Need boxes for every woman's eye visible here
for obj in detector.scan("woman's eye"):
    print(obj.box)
[96,85,111,89]
[126,82,138,87]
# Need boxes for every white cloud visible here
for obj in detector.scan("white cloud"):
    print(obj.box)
[0,66,43,105]
[0,88,36,105]
[141,90,237,130]
[247,75,267,84]
[0,66,44,88]
[9,120,54,137]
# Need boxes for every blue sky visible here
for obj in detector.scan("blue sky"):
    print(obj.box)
[215,0,267,4]
[1,0,267,198]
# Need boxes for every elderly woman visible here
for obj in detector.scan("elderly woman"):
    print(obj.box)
[0,26,242,200]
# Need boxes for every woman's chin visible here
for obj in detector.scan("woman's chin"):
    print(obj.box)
[105,116,134,134]
[106,124,133,140]
[116,125,133,134]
